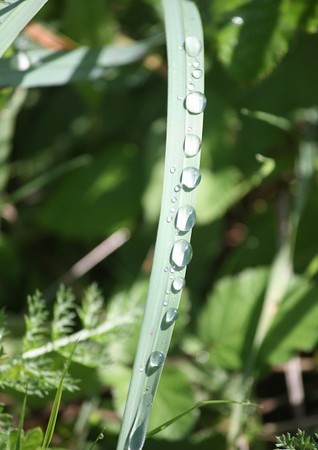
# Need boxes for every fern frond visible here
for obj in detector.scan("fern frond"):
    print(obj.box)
[23,291,49,352]
[78,283,104,330]
[276,430,318,450]
[52,285,76,340]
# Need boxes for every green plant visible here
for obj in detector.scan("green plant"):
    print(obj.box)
[275,430,318,450]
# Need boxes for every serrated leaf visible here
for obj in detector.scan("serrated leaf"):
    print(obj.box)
[213,0,309,82]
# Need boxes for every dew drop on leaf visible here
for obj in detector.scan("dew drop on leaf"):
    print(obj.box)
[185,91,206,114]
[176,205,196,232]
[146,351,165,374]
[163,308,178,327]
[171,276,186,293]
[192,69,203,79]
[181,167,201,190]
[185,36,202,57]
[183,133,201,157]
[170,239,193,269]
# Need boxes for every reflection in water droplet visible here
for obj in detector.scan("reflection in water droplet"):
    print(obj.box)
[146,351,165,375]
[192,69,203,79]
[163,308,178,327]
[171,239,193,269]
[185,36,202,57]
[127,393,153,450]
[176,205,196,232]
[181,167,201,190]
[231,16,244,25]
[183,134,201,157]
[172,276,186,293]
[185,92,207,114]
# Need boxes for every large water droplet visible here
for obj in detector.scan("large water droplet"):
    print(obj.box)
[127,392,153,450]
[185,36,202,57]
[181,167,201,191]
[185,92,206,114]
[183,134,201,158]
[162,308,178,329]
[171,276,186,293]
[231,16,244,25]
[171,239,193,269]
[176,205,196,233]
[192,69,203,79]
[146,351,165,375]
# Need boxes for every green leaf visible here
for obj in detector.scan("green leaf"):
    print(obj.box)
[258,277,318,368]
[0,0,49,58]
[213,0,310,82]
[37,145,142,240]
[198,268,269,370]
[24,428,43,450]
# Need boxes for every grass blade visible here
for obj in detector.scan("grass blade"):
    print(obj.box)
[0,36,162,88]
[0,0,49,58]
[41,344,76,450]
[116,1,205,450]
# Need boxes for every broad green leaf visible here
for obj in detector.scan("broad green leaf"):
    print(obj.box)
[23,428,43,450]
[258,276,318,368]
[198,268,269,370]
[37,145,142,240]
[0,0,49,58]
[213,0,310,82]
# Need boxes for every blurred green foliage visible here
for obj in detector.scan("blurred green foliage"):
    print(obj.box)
[1,0,318,449]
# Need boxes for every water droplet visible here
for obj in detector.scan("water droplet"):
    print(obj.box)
[177,95,183,100]
[163,300,168,306]
[231,16,244,25]
[176,205,196,233]
[139,366,144,372]
[164,267,169,272]
[192,60,200,69]
[185,36,202,57]
[171,196,177,203]
[127,392,153,450]
[170,207,175,213]
[181,167,201,190]
[166,216,172,223]
[162,308,178,329]
[146,351,165,375]
[170,239,193,269]
[170,166,176,174]
[188,82,195,91]
[187,127,193,132]
[183,133,201,157]
[185,91,207,114]
[171,276,186,293]
[192,69,203,79]
[174,184,181,192]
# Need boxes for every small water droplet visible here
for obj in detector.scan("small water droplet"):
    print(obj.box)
[166,216,173,223]
[139,366,144,372]
[172,276,186,293]
[171,196,177,203]
[176,205,196,233]
[170,267,175,273]
[163,300,168,306]
[185,36,202,57]
[164,267,169,272]
[192,60,200,69]
[174,184,181,192]
[146,351,165,375]
[181,167,201,191]
[188,82,195,91]
[177,95,183,100]
[162,308,178,329]
[171,239,193,269]
[192,69,203,79]
[185,91,207,114]
[170,207,175,213]
[183,133,201,158]
[232,16,244,25]
[170,166,176,174]
[187,127,193,132]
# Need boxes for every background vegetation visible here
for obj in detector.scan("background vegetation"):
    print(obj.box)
[1,0,318,449]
